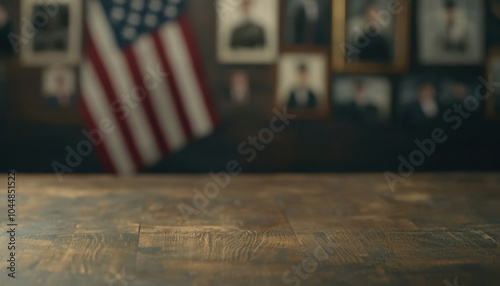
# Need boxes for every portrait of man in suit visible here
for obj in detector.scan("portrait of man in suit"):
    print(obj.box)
[33,5,69,52]
[286,63,317,109]
[401,81,443,128]
[217,0,278,63]
[346,0,394,63]
[283,0,330,46]
[0,3,13,56]
[333,76,391,124]
[439,0,468,53]
[230,0,266,49]
[418,0,484,65]
[42,67,76,109]
[276,52,329,117]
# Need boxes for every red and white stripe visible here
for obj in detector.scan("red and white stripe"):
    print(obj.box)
[79,0,218,173]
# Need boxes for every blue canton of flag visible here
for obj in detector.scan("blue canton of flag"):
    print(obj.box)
[101,0,186,48]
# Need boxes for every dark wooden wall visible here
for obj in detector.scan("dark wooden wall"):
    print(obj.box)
[1,0,500,174]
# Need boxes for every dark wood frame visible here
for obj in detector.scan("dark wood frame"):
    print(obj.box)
[487,48,500,120]
[279,0,332,50]
[274,47,331,119]
[331,0,411,73]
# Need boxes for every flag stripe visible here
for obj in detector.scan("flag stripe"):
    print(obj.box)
[85,30,145,169]
[160,23,213,137]
[151,29,194,140]
[133,36,187,151]
[179,16,219,126]
[123,45,170,154]
[87,0,161,167]
[80,0,218,173]
[81,61,136,174]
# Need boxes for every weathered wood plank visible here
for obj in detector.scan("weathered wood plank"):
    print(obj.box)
[0,173,499,285]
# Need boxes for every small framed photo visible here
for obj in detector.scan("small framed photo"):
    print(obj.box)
[0,1,15,57]
[398,76,445,128]
[230,70,251,105]
[216,0,279,64]
[42,66,77,108]
[488,0,500,46]
[440,77,478,110]
[487,49,500,120]
[275,49,330,118]
[333,75,392,124]
[418,0,485,66]
[331,0,410,73]
[20,0,82,66]
[281,0,331,46]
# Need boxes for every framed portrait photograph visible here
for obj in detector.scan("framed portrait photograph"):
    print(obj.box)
[487,49,500,120]
[275,49,330,118]
[398,76,445,129]
[488,0,500,46]
[418,0,485,66]
[216,0,279,64]
[42,66,77,109]
[20,0,82,66]
[440,77,479,110]
[0,1,15,57]
[230,70,251,105]
[332,75,392,124]
[281,0,331,46]
[331,0,410,73]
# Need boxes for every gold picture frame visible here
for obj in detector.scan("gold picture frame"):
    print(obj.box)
[331,0,411,73]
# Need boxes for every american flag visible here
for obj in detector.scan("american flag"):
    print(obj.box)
[80,0,218,174]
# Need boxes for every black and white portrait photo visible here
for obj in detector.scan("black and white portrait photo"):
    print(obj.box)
[418,0,485,65]
[282,0,330,46]
[20,0,82,66]
[42,66,77,108]
[230,70,250,105]
[333,76,391,124]
[0,1,14,56]
[276,50,329,118]
[217,0,279,63]
[440,78,474,109]
[33,5,69,52]
[345,0,395,63]
[399,77,445,128]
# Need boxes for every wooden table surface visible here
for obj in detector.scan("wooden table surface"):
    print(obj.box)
[1,173,500,286]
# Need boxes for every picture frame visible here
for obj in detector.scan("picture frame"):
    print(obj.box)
[486,49,500,120]
[331,0,410,74]
[398,75,447,129]
[417,0,485,66]
[20,0,82,66]
[280,0,331,47]
[275,47,330,119]
[42,65,77,109]
[216,0,279,64]
[332,75,392,124]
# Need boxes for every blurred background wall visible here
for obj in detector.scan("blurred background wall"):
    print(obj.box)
[1,0,500,174]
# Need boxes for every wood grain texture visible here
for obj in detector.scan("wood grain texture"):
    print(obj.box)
[1,173,500,285]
